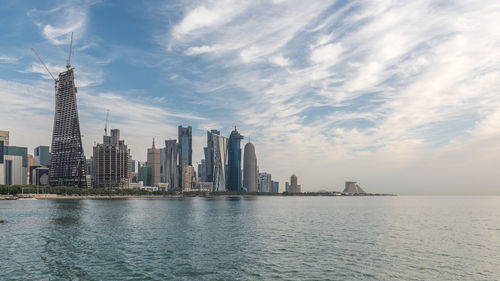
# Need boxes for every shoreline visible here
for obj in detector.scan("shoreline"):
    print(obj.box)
[1,193,396,200]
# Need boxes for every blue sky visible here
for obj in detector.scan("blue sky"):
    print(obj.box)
[1,0,499,194]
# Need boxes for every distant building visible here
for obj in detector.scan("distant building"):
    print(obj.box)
[243,142,258,192]
[228,127,244,192]
[1,155,24,185]
[272,181,279,193]
[258,172,272,193]
[138,164,152,187]
[147,138,161,186]
[198,159,206,182]
[285,182,290,193]
[212,133,228,192]
[164,139,180,191]
[4,146,28,185]
[196,181,213,191]
[182,165,195,191]
[290,174,301,193]
[343,181,366,194]
[159,147,166,183]
[92,129,130,189]
[0,130,9,146]
[34,146,50,166]
[203,130,219,183]
[32,167,49,186]
[178,126,192,170]
[130,159,135,173]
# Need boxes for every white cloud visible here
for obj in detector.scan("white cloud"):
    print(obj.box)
[161,0,500,193]
[269,54,290,67]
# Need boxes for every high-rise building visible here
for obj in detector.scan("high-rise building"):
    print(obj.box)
[285,182,290,193]
[130,159,136,173]
[258,172,272,192]
[147,138,161,186]
[203,129,220,183]
[34,146,50,166]
[243,142,258,192]
[138,164,152,186]
[48,62,86,187]
[0,131,9,146]
[198,159,206,182]
[0,140,4,166]
[210,133,228,192]
[290,174,301,193]
[178,126,192,168]
[159,147,166,183]
[164,139,179,191]
[182,165,195,191]
[228,127,244,192]
[272,181,279,193]
[92,129,130,189]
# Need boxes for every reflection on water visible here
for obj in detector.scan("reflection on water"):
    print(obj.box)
[1,196,499,280]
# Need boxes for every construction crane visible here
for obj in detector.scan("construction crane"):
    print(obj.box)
[104,109,110,136]
[66,32,73,70]
[31,48,56,81]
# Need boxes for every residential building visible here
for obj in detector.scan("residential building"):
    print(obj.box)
[290,174,301,193]
[182,165,195,191]
[92,129,130,189]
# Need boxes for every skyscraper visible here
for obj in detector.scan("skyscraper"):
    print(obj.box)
[92,129,130,189]
[243,142,258,192]
[290,174,301,193]
[182,165,195,191]
[228,127,244,192]
[203,129,220,183]
[178,125,192,168]
[147,138,160,186]
[212,133,228,192]
[48,61,86,187]
[164,139,179,191]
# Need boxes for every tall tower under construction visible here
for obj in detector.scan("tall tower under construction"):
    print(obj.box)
[35,33,87,187]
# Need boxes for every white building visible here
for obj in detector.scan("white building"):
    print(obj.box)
[258,172,272,193]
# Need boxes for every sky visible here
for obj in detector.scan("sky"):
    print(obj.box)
[0,0,499,195]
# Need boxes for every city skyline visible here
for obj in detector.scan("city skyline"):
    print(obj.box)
[0,1,499,194]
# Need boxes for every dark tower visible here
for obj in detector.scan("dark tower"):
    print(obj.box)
[46,33,87,187]
[228,127,243,192]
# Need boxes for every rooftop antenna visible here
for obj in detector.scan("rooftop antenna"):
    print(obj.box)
[31,48,56,81]
[104,109,109,136]
[66,32,73,70]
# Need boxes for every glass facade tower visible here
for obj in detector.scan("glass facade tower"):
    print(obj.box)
[228,127,243,192]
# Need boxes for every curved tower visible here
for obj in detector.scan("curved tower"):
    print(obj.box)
[243,142,258,192]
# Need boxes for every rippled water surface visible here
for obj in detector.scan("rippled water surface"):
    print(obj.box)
[1,196,499,280]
